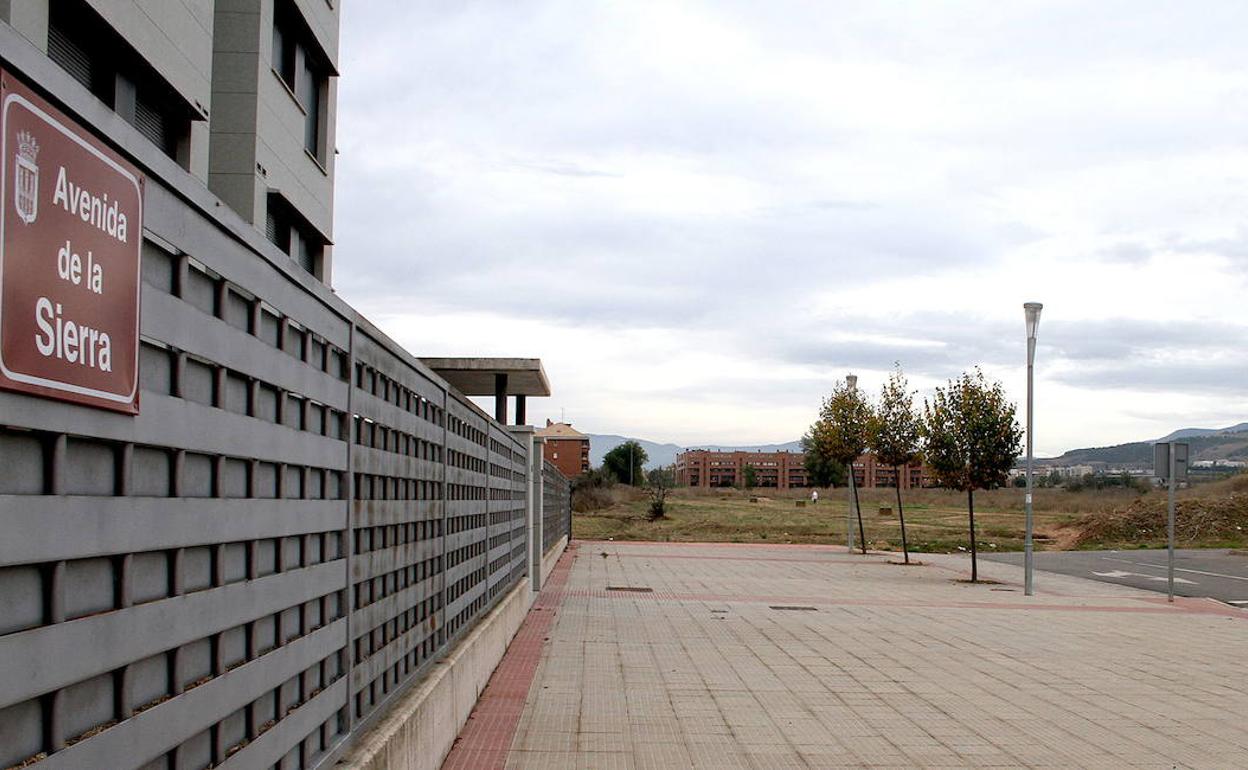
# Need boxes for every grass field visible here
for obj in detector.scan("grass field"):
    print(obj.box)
[573,479,1248,553]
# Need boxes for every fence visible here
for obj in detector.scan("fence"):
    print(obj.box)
[542,460,572,554]
[0,65,570,770]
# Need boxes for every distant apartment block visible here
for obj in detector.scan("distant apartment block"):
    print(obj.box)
[676,450,809,489]
[677,449,930,489]
[850,453,930,489]
[537,419,590,479]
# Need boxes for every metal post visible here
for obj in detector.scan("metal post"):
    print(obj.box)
[1022,302,1042,597]
[847,472,856,552]
[1168,442,1176,602]
[1024,334,1035,596]
[845,373,857,552]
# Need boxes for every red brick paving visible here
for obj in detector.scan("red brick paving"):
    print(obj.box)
[440,544,578,770]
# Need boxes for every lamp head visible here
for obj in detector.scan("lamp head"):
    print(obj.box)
[846,373,858,390]
[1024,302,1043,339]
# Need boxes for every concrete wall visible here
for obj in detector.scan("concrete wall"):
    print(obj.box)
[342,580,535,770]
[342,537,569,770]
[542,535,568,586]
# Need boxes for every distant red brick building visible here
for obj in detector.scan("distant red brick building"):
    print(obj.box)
[676,449,930,489]
[849,453,930,490]
[536,420,590,479]
[676,450,808,489]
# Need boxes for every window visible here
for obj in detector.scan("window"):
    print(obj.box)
[266,193,326,279]
[272,0,330,165]
[272,22,296,88]
[47,0,195,165]
[299,56,325,160]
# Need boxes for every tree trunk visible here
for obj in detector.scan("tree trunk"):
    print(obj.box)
[967,487,977,582]
[851,472,867,554]
[895,466,909,564]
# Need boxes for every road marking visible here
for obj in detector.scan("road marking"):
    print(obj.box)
[1101,556,1248,582]
[1092,570,1196,585]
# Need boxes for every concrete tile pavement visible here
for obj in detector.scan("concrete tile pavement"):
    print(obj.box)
[446,541,1248,768]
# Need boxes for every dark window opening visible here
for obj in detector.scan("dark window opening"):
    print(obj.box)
[272,21,296,88]
[266,193,326,280]
[272,0,330,165]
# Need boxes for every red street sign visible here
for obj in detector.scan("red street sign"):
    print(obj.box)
[0,69,144,414]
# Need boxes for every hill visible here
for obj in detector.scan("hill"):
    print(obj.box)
[1042,422,1248,469]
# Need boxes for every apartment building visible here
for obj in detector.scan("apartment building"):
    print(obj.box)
[676,449,930,490]
[848,452,930,490]
[676,449,810,489]
[536,419,591,479]
[2,0,338,282]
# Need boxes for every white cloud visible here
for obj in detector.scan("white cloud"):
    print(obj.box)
[334,1,1248,456]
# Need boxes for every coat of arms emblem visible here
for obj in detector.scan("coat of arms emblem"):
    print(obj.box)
[14,129,38,225]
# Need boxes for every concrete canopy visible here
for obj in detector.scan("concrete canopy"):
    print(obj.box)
[420,358,551,397]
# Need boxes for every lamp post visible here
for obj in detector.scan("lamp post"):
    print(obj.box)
[1023,302,1043,596]
[846,373,858,553]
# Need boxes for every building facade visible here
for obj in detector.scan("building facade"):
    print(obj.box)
[676,450,809,489]
[536,419,590,479]
[848,453,930,490]
[676,449,930,490]
[2,0,338,283]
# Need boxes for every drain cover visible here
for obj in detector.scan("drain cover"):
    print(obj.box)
[769,605,817,611]
[606,586,653,593]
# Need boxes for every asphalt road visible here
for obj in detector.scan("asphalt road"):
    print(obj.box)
[982,549,1248,606]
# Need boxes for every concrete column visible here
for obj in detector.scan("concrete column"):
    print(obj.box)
[514,395,526,425]
[494,373,508,424]
[531,437,546,593]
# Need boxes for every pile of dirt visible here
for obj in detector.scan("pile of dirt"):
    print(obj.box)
[1071,492,1248,546]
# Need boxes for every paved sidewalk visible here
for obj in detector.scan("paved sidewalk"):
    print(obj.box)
[446,542,1248,768]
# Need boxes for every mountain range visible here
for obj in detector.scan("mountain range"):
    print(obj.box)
[1040,423,1248,468]
[586,422,1248,471]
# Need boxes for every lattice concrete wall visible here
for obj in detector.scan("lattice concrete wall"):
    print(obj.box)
[542,460,571,554]
[0,36,570,770]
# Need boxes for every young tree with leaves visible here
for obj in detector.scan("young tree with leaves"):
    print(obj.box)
[742,463,758,489]
[602,441,647,486]
[645,466,674,520]
[869,366,922,564]
[923,369,1023,582]
[801,422,847,488]
[820,378,874,554]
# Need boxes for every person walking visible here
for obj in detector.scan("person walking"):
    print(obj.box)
[811,489,819,504]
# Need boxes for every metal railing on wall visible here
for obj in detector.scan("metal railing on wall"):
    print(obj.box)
[0,52,572,770]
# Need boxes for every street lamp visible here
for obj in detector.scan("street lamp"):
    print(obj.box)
[846,373,858,552]
[1023,302,1043,596]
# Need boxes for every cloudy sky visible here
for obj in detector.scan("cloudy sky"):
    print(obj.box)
[333,1,1248,456]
